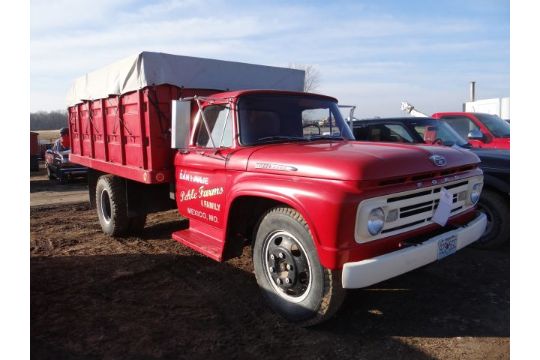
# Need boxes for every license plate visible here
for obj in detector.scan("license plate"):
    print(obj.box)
[437,234,458,260]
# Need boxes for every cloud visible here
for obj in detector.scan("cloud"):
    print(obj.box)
[30,0,509,112]
[30,0,134,32]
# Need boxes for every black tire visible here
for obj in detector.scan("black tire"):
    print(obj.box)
[253,207,345,326]
[128,214,147,234]
[95,175,129,236]
[472,188,509,249]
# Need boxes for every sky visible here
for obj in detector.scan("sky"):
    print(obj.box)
[30,0,509,118]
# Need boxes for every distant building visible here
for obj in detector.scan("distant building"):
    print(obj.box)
[464,97,510,121]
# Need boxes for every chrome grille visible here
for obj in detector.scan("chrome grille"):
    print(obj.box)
[355,176,482,243]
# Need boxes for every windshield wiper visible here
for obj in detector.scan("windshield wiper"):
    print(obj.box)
[254,136,308,144]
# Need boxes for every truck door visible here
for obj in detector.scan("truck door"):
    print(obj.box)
[175,103,234,228]
[439,115,486,148]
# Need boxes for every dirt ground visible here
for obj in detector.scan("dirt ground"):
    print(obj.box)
[30,165,87,206]
[30,166,509,360]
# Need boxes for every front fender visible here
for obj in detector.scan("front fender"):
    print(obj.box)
[226,175,361,269]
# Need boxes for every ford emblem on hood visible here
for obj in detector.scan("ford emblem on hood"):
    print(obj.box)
[429,155,447,167]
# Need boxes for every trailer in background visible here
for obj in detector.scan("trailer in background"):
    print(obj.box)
[464,97,510,122]
[34,129,61,159]
[30,132,40,171]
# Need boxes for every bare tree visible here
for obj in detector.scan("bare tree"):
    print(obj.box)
[289,64,321,92]
[30,110,68,130]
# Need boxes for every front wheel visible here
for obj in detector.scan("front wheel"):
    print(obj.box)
[253,207,345,326]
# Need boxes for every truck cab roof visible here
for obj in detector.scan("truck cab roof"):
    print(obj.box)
[205,89,338,103]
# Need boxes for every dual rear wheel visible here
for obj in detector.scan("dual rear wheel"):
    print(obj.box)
[95,175,146,236]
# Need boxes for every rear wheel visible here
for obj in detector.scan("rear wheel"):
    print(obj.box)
[253,207,345,326]
[472,188,509,249]
[96,175,129,236]
[128,214,147,234]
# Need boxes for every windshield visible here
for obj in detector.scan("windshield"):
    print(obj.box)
[474,113,510,138]
[237,94,354,145]
[410,118,470,147]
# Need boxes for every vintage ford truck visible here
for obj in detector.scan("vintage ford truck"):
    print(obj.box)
[67,52,486,325]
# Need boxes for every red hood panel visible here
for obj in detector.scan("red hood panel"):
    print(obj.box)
[242,141,480,181]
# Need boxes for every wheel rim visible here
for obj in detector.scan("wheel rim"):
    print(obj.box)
[100,189,112,224]
[263,230,312,303]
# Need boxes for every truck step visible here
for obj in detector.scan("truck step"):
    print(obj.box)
[172,220,225,261]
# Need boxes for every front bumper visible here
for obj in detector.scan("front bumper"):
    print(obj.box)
[341,212,487,289]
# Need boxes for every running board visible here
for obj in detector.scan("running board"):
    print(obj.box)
[171,220,225,261]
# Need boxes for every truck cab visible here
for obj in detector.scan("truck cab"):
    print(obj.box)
[432,112,510,150]
[170,90,487,324]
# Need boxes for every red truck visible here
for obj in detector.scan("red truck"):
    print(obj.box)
[68,52,487,325]
[432,112,510,150]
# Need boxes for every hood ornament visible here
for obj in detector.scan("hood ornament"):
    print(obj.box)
[429,155,447,167]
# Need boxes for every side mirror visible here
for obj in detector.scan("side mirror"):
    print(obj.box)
[171,100,191,150]
[468,129,484,141]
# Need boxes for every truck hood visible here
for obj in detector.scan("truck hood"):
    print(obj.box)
[241,141,480,181]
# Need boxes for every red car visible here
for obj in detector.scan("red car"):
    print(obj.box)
[432,112,510,150]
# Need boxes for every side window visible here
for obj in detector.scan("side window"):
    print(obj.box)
[441,117,479,139]
[414,126,426,139]
[196,105,233,148]
[415,125,438,143]
[352,126,369,140]
[356,124,413,142]
[385,125,414,142]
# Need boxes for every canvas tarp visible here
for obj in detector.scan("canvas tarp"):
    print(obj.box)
[66,52,305,106]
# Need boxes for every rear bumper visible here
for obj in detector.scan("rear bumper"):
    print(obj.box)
[341,212,487,289]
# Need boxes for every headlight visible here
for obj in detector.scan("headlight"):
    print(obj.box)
[470,183,482,204]
[367,207,385,235]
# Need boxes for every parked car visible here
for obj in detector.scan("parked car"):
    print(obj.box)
[351,117,509,249]
[44,149,87,183]
[431,112,510,150]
